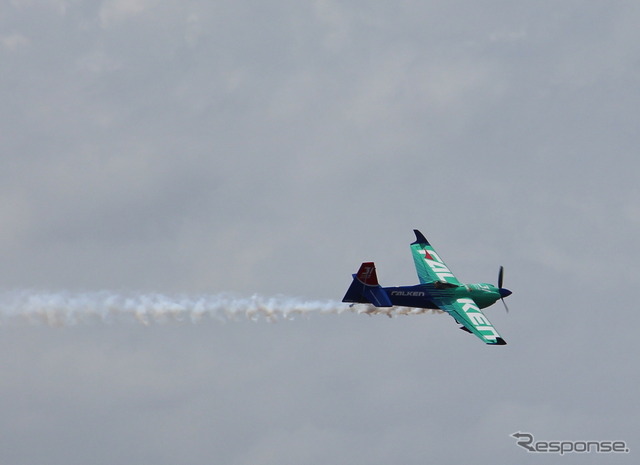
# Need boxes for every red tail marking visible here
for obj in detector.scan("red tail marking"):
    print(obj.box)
[356,262,379,286]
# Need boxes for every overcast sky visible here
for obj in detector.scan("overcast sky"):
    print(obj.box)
[1,1,638,464]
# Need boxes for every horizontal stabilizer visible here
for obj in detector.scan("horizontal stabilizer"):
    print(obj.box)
[362,286,393,307]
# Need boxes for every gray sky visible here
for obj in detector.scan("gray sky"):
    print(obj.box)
[1,1,638,464]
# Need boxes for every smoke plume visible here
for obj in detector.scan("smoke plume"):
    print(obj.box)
[0,291,442,327]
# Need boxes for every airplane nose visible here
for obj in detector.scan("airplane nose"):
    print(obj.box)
[499,288,512,298]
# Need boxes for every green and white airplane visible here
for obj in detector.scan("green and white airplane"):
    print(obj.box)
[342,230,511,345]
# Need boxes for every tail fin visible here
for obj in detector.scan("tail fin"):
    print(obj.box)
[342,262,392,307]
[355,262,379,285]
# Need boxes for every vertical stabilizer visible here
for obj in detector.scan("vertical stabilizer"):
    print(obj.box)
[356,262,379,285]
[342,262,392,307]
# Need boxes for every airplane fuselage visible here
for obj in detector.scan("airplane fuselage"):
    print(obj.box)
[382,283,504,309]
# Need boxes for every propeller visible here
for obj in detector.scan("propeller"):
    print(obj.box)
[497,266,512,313]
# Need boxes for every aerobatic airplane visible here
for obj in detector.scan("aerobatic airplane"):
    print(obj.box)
[342,230,512,345]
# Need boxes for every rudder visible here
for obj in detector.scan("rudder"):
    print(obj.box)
[342,262,392,307]
[355,262,379,285]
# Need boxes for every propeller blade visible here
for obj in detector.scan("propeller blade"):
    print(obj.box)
[498,266,509,313]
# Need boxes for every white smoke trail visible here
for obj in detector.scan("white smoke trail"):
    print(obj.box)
[0,291,442,327]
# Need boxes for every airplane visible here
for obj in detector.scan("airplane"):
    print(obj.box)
[342,230,512,345]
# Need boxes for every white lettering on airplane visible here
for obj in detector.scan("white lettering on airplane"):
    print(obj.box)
[359,266,374,281]
[457,298,499,340]
[390,291,425,297]
[418,249,456,282]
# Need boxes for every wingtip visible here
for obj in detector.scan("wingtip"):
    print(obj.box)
[412,229,429,245]
[493,337,507,345]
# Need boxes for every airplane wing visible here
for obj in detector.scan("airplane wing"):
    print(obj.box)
[436,297,507,345]
[410,230,461,285]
